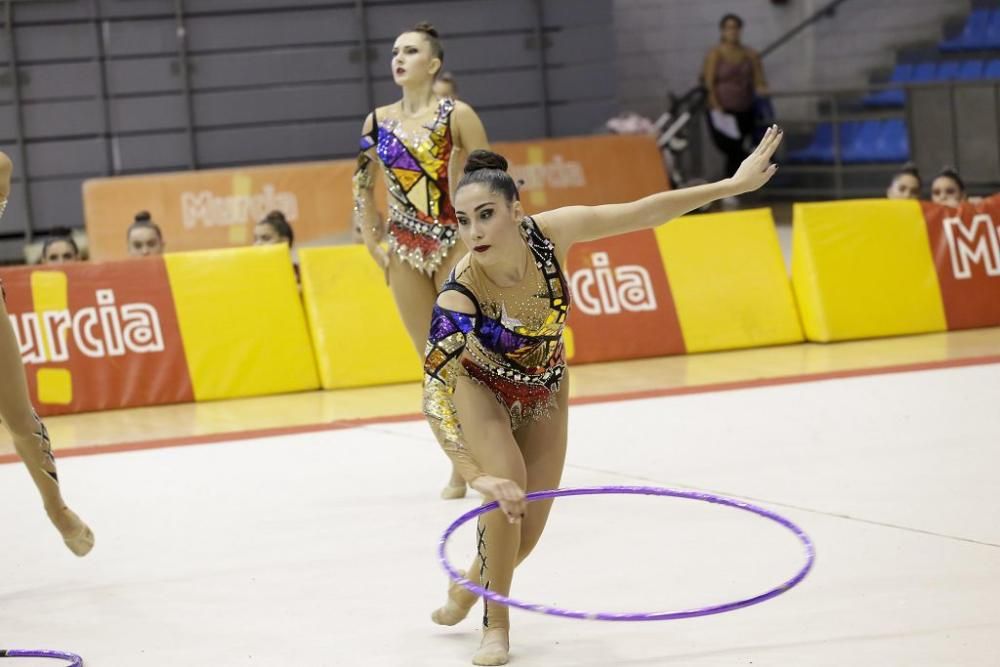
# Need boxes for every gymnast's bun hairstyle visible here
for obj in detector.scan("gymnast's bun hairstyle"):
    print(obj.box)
[410,21,444,64]
[127,210,163,241]
[259,209,294,246]
[464,150,508,174]
[458,150,519,203]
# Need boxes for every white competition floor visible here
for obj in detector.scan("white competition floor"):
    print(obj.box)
[2,363,999,666]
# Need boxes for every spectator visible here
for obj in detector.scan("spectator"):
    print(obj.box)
[433,71,458,99]
[254,210,299,284]
[886,163,922,200]
[930,167,966,207]
[40,232,81,265]
[127,211,165,257]
[703,13,769,178]
[254,210,294,247]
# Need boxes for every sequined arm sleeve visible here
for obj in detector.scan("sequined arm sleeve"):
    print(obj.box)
[422,304,483,483]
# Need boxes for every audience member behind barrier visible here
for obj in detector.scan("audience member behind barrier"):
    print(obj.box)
[40,231,82,265]
[886,163,922,200]
[930,167,965,207]
[254,210,298,283]
[127,211,165,257]
[254,210,294,247]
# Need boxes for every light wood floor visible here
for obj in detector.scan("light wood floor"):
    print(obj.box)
[2,327,997,458]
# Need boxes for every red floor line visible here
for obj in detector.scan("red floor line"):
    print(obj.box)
[1,354,998,466]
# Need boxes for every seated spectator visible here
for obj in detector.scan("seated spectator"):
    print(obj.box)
[40,232,81,265]
[433,71,458,99]
[930,167,966,207]
[127,211,165,257]
[886,163,922,200]
[254,210,294,247]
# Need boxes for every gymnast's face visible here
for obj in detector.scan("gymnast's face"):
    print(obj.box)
[930,176,964,207]
[128,226,164,256]
[887,174,921,200]
[392,32,440,87]
[454,183,524,267]
[254,222,288,246]
[43,240,78,264]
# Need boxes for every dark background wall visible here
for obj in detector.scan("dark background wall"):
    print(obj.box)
[0,0,616,261]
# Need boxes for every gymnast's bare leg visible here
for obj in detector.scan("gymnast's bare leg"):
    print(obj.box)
[0,296,94,556]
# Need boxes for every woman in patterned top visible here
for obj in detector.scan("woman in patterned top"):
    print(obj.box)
[0,151,94,557]
[425,129,783,665]
[353,21,489,500]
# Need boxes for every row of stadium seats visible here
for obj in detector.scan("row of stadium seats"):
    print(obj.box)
[941,8,1000,52]
[863,59,1000,107]
[786,119,909,164]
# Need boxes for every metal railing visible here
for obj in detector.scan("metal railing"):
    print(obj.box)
[759,0,857,60]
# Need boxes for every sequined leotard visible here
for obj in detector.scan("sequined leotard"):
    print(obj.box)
[423,217,569,476]
[359,98,457,275]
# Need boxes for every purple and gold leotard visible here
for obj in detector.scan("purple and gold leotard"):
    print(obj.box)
[358,98,457,275]
[423,217,569,470]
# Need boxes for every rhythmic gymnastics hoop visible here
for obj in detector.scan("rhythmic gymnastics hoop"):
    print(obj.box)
[0,650,83,666]
[438,485,815,621]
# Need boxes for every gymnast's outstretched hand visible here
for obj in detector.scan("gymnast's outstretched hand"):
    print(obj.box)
[729,124,783,195]
[471,475,526,524]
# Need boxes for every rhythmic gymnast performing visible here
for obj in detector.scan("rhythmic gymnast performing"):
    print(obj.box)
[353,21,490,500]
[423,126,784,665]
[0,152,94,557]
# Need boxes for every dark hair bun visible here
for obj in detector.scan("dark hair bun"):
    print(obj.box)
[464,150,508,175]
[134,210,152,223]
[412,21,438,38]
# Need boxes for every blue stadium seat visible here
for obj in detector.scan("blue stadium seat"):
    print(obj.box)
[935,61,961,81]
[787,123,832,163]
[986,9,1000,49]
[941,9,992,52]
[910,63,937,82]
[842,120,883,163]
[874,119,910,163]
[863,63,914,108]
[832,121,862,163]
[987,59,1000,79]
[958,59,985,80]
[787,121,859,164]
[787,120,903,165]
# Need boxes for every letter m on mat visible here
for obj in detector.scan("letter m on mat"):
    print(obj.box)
[944,213,1000,279]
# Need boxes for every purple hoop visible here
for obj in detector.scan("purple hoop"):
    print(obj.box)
[438,485,815,621]
[0,650,83,666]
